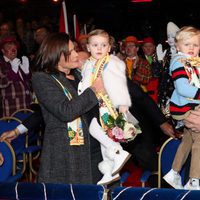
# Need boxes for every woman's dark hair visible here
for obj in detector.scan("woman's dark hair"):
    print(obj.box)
[32,32,70,73]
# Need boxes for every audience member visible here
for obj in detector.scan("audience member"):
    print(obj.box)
[29,26,50,61]
[77,34,88,52]
[124,35,152,92]
[0,22,12,39]
[141,37,160,102]
[0,35,32,117]
[157,22,180,118]
[15,18,35,57]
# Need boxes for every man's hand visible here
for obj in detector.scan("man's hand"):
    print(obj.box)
[160,121,175,138]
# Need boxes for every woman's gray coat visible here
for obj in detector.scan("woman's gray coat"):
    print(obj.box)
[32,71,102,184]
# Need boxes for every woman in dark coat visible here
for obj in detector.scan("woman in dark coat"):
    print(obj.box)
[31,32,104,184]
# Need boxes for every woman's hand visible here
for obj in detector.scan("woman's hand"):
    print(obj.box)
[0,128,20,143]
[0,152,4,166]
[184,107,200,132]
[91,76,106,94]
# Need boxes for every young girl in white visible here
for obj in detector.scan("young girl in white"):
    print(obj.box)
[78,29,139,185]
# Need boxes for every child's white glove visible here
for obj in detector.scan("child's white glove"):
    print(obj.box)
[10,58,21,73]
[20,56,30,74]
[156,44,167,61]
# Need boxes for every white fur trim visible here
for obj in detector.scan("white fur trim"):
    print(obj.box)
[80,55,132,108]
[103,55,132,108]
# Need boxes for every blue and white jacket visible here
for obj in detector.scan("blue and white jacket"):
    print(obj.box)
[169,52,200,120]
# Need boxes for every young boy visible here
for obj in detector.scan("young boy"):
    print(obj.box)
[163,26,200,190]
[78,29,140,185]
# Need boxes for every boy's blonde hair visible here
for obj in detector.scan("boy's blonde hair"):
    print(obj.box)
[87,29,110,44]
[175,26,200,43]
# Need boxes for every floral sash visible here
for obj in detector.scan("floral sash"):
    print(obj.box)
[52,75,84,146]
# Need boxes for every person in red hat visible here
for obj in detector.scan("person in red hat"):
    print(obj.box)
[141,37,155,64]
[0,35,32,117]
[141,37,160,103]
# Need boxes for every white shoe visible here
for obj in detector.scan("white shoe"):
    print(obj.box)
[163,169,183,189]
[111,150,131,176]
[97,173,120,185]
[184,180,200,190]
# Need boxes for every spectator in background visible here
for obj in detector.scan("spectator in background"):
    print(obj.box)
[0,22,12,39]
[77,34,88,52]
[0,35,32,117]
[34,27,49,48]
[124,36,152,92]
[141,37,160,103]
[157,22,180,118]
[141,37,156,64]
[15,18,35,57]
[30,26,50,60]
[116,39,126,61]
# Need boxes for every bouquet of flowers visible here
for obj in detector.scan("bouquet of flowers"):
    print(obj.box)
[104,112,142,143]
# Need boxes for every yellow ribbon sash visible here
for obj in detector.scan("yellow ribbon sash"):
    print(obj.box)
[90,54,118,129]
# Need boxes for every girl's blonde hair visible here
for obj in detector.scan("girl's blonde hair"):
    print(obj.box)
[87,29,110,44]
[175,26,200,43]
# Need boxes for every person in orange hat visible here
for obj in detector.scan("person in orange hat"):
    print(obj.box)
[124,36,139,79]
[124,35,152,91]
[77,34,89,52]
